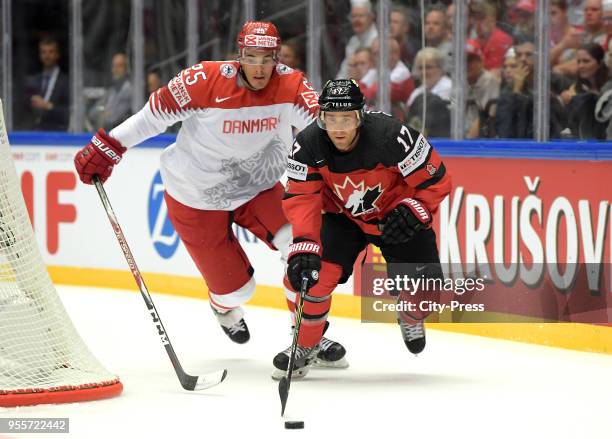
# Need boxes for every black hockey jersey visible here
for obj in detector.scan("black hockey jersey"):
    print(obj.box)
[283,111,452,243]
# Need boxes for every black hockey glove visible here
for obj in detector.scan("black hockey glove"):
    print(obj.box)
[378,198,432,245]
[286,240,322,292]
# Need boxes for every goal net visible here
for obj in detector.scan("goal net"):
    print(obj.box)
[0,100,122,406]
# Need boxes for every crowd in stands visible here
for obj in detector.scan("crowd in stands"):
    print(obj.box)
[336,0,612,140]
[16,0,612,140]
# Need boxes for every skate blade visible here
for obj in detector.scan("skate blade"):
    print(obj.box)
[271,367,310,381]
[312,357,349,369]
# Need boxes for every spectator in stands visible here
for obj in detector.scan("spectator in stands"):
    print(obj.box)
[561,43,609,138]
[390,4,417,66]
[446,3,455,35]
[501,0,522,27]
[279,38,304,71]
[405,48,452,137]
[408,47,452,106]
[593,2,612,138]
[594,64,612,138]
[568,0,587,26]
[88,53,132,131]
[495,37,570,138]
[601,0,612,52]
[361,37,415,119]
[510,0,536,41]
[554,0,606,76]
[336,0,378,79]
[551,0,583,76]
[469,1,514,77]
[425,8,453,72]
[584,0,606,45]
[501,47,518,93]
[23,37,70,131]
[349,47,376,87]
[561,43,609,104]
[465,39,500,138]
[147,70,162,95]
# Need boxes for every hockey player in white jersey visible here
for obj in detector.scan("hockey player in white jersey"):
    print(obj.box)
[74,21,347,368]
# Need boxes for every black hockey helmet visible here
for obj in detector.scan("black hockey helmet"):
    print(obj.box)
[317,79,365,131]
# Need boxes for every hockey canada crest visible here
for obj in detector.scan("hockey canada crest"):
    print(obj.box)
[333,176,383,216]
[426,162,437,175]
[220,63,237,79]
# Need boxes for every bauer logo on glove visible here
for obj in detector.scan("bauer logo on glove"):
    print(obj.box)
[91,135,124,164]
[74,129,127,184]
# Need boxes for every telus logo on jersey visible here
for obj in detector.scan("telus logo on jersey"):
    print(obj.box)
[148,171,180,259]
[222,116,280,134]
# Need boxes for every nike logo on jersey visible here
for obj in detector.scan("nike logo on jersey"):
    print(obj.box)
[215,96,233,103]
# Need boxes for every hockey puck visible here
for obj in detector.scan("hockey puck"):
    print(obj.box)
[284,421,304,429]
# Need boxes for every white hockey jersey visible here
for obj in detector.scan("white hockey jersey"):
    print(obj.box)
[110,61,319,210]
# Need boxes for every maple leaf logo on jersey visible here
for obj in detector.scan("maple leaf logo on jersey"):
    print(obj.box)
[334,177,383,216]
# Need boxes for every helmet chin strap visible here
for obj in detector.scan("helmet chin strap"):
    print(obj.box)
[346,129,360,150]
[238,65,258,91]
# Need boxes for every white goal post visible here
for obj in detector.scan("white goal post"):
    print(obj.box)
[0,100,122,406]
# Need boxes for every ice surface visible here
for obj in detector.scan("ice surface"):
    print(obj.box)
[2,285,611,439]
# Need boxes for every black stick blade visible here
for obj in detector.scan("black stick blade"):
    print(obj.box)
[278,376,289,416]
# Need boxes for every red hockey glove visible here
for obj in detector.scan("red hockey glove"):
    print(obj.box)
[74,129,127,184]
[378,198,432,244]
[287,240,322,292]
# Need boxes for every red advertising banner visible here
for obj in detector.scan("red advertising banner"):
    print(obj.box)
[356,158,612,324]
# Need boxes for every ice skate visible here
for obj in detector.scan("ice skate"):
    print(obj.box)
[398,318,426,354]
[271,344,319,380]
[210,303,250,344]
[313,336,349,368]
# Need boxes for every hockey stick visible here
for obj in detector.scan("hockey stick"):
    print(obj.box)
[278,273,309,416]
[92,175,227,391]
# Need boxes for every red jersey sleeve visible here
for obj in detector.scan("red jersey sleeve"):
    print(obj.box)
[392,124,452,214]
[290,74,320,130]
[282,137,324,244]
[110,61,214,147]
[149,62,213,117]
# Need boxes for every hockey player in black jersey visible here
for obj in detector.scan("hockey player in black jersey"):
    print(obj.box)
[273,79,452,378]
